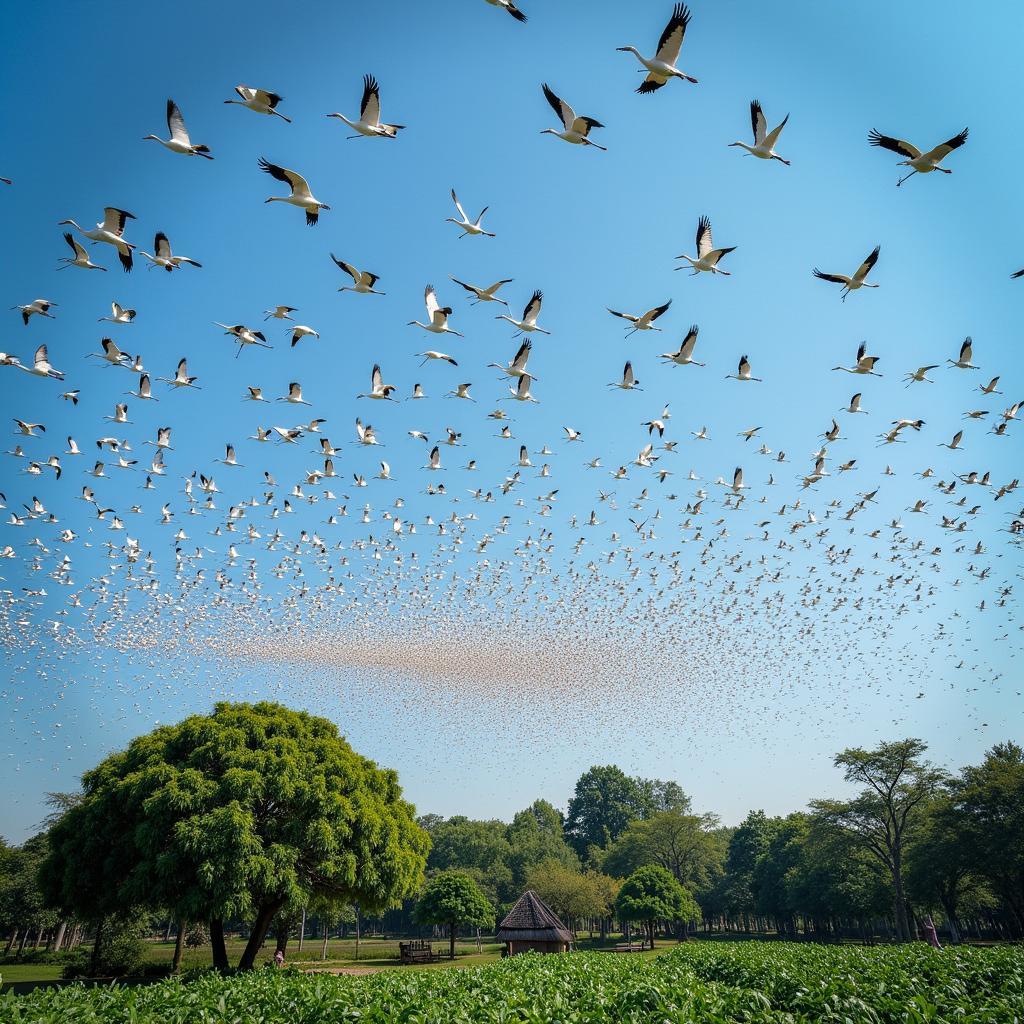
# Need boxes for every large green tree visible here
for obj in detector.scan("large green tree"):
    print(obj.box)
[722,810,778,928]
[601,810,723,894]
[948,742,1024,934]
[413,872,493,959]
[812,738,945,942]
[565,767,684,859]
[40,702,429,970]
[615,865,699,947]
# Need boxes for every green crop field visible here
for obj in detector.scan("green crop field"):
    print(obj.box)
[2,942,1022,1024]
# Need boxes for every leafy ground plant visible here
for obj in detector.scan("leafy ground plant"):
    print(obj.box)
[2,942,1023,1024]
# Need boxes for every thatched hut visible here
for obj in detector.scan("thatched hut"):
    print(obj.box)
[496,890,573,955]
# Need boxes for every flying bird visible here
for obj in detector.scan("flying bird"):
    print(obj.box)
[483,0,526,21]
[258,158,330,226]
[675,216,735,275]
[729,100,790,165]
[225,85,291,122]
[813,245,880,300]
[327,75,404,139]
[616,4,697,93]
[607,300,671,335]
[449,276,512,306]
[140,232,202,271]
[58,232,106,271]
[868,127,968,186]
[331,255,385,295]
[409,285,463,337]
[143,99,213,158]
[496,291,550,335]
[541,84,606,150]
[446,189,495,238]
[58,207,136,272]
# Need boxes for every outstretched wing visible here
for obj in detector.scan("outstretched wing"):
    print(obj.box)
[331,253,360,283]
[867,129,921,160]
[424,284,440,317]
[450,189,468,221]
[542,83,574,130]
[102,208,135,236]
[166,99,191,144]
[655,3,691,64]
[258,158,312,198]
[360,74,381,127]
[812,269,847,284]
[921,127,969,164]
[750,100,766,145]
[696,215,712,258]
[853,245,880,282]
[763,112,789,151]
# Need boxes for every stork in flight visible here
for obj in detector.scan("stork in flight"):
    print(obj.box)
[833,342,882,376]
[215,323,272,357]
[660,325,703,366]
[58,232,106,271]
[327,75,404,139]
[331,255,385,295]
[483,0,526,21]
[496,290,550,335]
[609,361,642,391]
[409,285,463,337]
[14,345,64,381]
[617,4,697,93]
[675,216,735,275]
[868,127,968,186]
[58,207,136,272]
[143,100,213,159]
[446,189,495,238]
[813,245,880,300]
[258,158,330,226]
[449,276,512,306]
[98,302,136,325]
[12,299,56,326]
[607,300,671,336]
[541,84,606,150]
[140,232,202,272]
[225,85,291,122]
[488,339,537,380]
[358,364,398,401]
[729,100,790,164]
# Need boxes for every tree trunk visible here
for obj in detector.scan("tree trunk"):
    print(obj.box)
[449,922,456,960]
[321,921,330,961]
[172,919,185,973]
[648,920,655,948]
[90,916,106,975]
[891,859,911,942]
[275,924,289,957]
[298,908,306,953]
[238,900,286,971]
[50,920,67,953]
[210,918,229,973]
[164,919,173,942]
[4,929,17,956]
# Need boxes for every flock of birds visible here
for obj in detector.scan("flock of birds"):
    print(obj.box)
[1,2,1021,794]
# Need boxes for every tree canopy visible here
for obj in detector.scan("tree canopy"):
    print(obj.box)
[615,865,699,946]
[40,701,429,970]
[413,872,493,958]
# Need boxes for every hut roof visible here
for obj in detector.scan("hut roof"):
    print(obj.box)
[496,890,573,943]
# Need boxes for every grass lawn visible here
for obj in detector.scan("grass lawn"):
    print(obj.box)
[1,932,666,986]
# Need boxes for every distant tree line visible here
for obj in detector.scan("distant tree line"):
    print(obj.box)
[1,704,1022,976]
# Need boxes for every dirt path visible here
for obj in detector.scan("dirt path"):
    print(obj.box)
[303,966,383,976]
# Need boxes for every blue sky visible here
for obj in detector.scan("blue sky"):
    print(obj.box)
[1,0,1022,842]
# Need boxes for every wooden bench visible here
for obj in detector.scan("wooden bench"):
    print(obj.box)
[399,940,440,964]
[612,940,650,953]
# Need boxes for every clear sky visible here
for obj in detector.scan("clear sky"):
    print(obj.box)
[1,0,1022,843]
